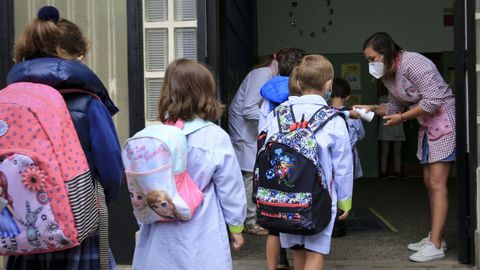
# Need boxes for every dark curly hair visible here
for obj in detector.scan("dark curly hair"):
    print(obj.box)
[276,48,306,76]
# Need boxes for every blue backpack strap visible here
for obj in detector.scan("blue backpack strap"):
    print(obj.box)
[308,106,339,134]
[183,118,214,135]
[275,105,296,133]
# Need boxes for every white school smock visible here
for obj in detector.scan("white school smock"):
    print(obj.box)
[132,124,247,270]
[258,98,271,133]
[345,111,365,180]
[228,67,273,171]
[262,95,354,255]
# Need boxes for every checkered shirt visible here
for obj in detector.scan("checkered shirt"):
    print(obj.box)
[381,52,456,163]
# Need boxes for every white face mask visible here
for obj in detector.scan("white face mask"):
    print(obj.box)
[369,60,385,79]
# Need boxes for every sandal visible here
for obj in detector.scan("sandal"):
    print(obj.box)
[243,224,268,236]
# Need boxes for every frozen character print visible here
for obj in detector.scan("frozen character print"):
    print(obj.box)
[17,201,42,249]
[0,172,20,251]
[146,190,181,220]
[128,179,149,221]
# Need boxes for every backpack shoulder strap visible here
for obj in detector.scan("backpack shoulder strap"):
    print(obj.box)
[58,88,101,100]
[308,106,340,134]
[182,118,214,135]
[275,105,296,133]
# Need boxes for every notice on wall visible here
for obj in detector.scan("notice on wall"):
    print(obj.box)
[341,63,361,90]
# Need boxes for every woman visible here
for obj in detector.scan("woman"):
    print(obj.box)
[355,32,454,263]
[5,6,123,270]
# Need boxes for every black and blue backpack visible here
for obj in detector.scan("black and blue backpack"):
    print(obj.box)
[253,104,338,235]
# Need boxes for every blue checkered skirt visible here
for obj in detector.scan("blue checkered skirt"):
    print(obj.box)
[6,232,117,270]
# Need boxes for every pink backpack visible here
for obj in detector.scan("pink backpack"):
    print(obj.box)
[0,82,99,255]
[121,119,212,223]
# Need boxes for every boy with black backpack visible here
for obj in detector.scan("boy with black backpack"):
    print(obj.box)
[254,55,353,270]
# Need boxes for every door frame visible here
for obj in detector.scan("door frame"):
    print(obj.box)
[454,0,477,264]
[0,0,14,88]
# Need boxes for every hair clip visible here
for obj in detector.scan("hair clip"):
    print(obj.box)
[37,6,60,23]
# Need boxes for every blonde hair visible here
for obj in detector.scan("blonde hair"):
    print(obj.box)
[157,58,225,122]
[293,54,333,94]
[14,18,88,62]
[146,190,171,206]
[288,67,302,96]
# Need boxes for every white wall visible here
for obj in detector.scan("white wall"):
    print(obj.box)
[257,0,454,54]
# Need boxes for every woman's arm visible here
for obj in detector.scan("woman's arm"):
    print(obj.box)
[383,105,428,126]
[351,104,387,117]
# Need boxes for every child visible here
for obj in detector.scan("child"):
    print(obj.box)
[261,55,353,270]
[331,78,365,181]
[258,48,305,131]
[6,6,123,270]
[330,78,365,238]
[132,59,247,270]
[258,47,305,270]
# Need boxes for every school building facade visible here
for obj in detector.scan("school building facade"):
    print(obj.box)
[0,0,478,267]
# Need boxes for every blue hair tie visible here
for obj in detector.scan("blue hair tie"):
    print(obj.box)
[37,6,59,23]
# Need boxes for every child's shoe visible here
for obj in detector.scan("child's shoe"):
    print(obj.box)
[243,223,268,236]
[409,240,445,262]
[407,232,447,251]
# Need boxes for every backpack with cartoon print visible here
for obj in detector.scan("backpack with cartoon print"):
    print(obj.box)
[121,119,211,224]
[0,82,99,255]
[253,104,338,235]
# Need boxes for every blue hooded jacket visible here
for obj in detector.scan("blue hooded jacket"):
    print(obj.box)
[6,57,123,204]
[260,76,289,111]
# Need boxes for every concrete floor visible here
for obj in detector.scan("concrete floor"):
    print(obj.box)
[11,177,471,270]
[117,177,475,269]
[228,176,474,270]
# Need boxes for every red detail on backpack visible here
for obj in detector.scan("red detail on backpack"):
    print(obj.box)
[0,82,98,255]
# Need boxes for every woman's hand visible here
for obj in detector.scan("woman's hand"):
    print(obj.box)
[383,113,404,126]
[348,110,361,119]
[229,232,245,251]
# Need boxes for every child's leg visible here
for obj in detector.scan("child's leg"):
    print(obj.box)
[393,141,402,175]
[380,141,390,176]
[303,250,325,270]
[266,234,280,270]
[279,247,289,267]
[293,248,306,270]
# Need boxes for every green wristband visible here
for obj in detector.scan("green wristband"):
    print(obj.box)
[228,224,244,234]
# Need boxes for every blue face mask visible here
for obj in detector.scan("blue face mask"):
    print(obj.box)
[323,89,332,101]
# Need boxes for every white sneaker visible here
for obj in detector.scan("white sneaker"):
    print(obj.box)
[409,240,445,262]
[407,233,447,251]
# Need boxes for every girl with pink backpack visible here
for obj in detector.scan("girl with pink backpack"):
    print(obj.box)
[131,59,247,270]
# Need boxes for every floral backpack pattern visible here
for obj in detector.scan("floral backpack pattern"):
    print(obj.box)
[0,82,99,255]
[122,119,211,224]
[253,105,338,235]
